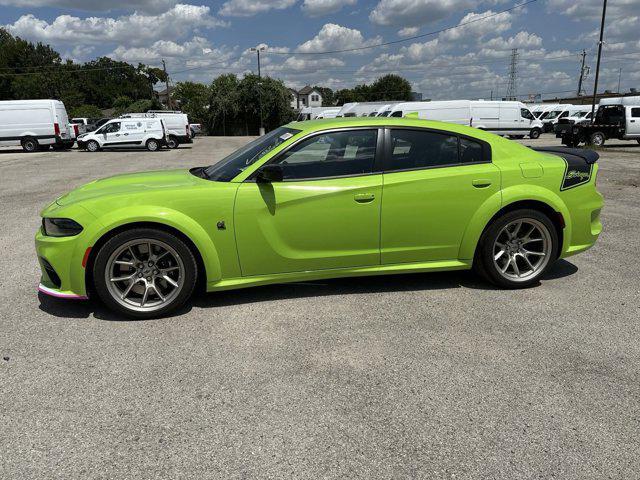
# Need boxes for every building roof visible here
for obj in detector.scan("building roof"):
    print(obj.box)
[298,85,318,95]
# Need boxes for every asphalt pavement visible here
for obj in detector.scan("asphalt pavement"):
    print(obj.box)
[1,135,639,479]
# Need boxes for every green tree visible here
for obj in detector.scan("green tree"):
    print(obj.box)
[174,81,210,127]
[209,74,240,135]
[238,74,295,135]
[69,104,103,118]
[370,74,412,101]
[313,86,335,106]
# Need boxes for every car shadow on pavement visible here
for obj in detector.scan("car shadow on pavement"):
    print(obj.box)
[37,259,578,321]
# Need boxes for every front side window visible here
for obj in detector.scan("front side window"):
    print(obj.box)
[204,127,300,182]
[103,122,121,133]
[631,108,640,118]
[521,109,534,120]
[272,129,378,180]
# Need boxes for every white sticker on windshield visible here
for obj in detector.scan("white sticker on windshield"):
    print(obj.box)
[279,132,294,141]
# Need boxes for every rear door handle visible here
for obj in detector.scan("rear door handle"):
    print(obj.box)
[354,193,375,203]
[472,179,492,188]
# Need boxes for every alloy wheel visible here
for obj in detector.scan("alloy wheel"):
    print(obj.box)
[492,218,552,282]
[105,238,184,313]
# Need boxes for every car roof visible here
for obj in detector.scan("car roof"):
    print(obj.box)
[286,117,499,142]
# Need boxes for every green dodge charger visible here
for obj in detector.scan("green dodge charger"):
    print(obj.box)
[36,118,603,318]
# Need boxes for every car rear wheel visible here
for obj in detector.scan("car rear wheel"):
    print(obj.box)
[475,209,558,288]
[167,136,179,149]
[93,228,197,319]
[146,139,160,151]
[589,132,605,147]
[529,128,541,139]
[22,137,39,152]
[86,140,100,152]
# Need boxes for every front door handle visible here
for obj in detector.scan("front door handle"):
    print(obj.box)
[472,179,492,188]
[354,193,375,203]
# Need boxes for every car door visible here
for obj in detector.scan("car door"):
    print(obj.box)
[102,121,123,147]
[120,121,143,146]
[380,128,501,264]
[627,107,640,137]
[234,128,383,277]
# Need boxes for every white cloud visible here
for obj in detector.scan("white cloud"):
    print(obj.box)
[219,0,297,16]
[4,4,226,47]
[296,23,382,54]
[397,26,418,38]
[439,10,513,42]
[483,31,543,51]
[547,0,639,22]
[369,0,473,27]
[0,0,176,13]
[302,0,357,17]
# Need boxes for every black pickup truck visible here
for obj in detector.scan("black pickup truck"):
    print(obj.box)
[555,103,640,147]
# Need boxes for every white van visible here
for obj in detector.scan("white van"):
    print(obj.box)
[337,102,397,117]
[0,99,75,152]
[387,100,544,139]
[296,107,341,121]
[539,104,580,132]
[120,111,191,149]
[77,118,168,152]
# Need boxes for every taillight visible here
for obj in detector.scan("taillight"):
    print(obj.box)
[73,124,79,136]
[54,123,60,136]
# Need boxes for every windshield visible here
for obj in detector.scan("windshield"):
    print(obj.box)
[203,127,301,182]
[545,110,562,120]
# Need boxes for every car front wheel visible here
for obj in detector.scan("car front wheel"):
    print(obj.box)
[22,137,39,152]
[92,228,198,319]
[475,209,558,288]
[86,140,100,152]
[146,139,160,151]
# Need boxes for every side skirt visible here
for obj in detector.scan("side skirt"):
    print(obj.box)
[206,259,472,292]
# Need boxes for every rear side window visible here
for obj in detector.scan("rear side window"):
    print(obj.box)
[274,129,378,180]
[386,129,486,172]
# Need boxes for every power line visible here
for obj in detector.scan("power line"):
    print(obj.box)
[265,0,540,56]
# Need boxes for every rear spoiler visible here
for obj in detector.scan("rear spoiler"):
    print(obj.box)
[532,146,599,164]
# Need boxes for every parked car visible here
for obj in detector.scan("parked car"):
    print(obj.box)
[386,100,543,139]
[0,99,75,152]
[121,111,191,149]
[35,117,603,318]
[76,118,167,152]
[556,96,640,146]
[189,123,202,137]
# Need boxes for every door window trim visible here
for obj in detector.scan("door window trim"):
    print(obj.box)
[245,126,385,182]
[381,126,492,174]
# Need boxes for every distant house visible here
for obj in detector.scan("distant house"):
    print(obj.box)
[289,86,323,110]
[156,86,177,108]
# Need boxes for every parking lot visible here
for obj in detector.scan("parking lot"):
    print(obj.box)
[1,135,639,478]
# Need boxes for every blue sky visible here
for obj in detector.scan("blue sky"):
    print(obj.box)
[2,0,639,100]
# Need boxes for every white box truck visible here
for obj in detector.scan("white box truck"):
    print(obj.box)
[386,100,544,139]
[0,99,75,152]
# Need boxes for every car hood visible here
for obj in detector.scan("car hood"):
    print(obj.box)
[56,169,202,206]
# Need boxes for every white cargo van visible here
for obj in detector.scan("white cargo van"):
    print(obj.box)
[337,102,397,117]
[120,111,191,149]
[296,107,341,121]
[77,118,168,152]
[387,100,543,139]
[0,99,74,152]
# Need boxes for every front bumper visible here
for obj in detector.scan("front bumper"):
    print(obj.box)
[38,283,87,300]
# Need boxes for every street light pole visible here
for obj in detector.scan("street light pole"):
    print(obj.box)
[250,46,266,135]
[591,0,607,123]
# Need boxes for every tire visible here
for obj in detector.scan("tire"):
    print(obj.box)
[146,139,160,151]
[474,209,558,288]
[92,228,198,319]
[21,137,39,152]
[589,131,605,147]
[167,136,179,149]
[529,128,541,139]
[86,140,100,152]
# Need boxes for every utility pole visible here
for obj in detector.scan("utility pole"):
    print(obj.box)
[506,48,519,101]
[162,59,172,110]
[617,67,622,93]
[250,46,266,135]
[577,50,587,96]
[591,0,607,123]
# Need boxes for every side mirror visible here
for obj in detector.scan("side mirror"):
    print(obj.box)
[257,164,284,183]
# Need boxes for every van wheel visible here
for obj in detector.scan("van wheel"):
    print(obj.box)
[167,136,179,149]
[529,128,541,139]
[146,139,160,151]
[86,140,100,152]
[92,228,198,319]
[22,137,39,152]
[589,132,605,147]
[474,209,558,288]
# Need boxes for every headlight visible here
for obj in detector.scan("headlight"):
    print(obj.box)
[42,218,83,237]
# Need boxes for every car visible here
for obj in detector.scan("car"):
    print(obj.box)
[35,117,603,319]
[76,118,168,152]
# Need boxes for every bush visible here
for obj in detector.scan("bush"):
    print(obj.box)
[69,104,103,119]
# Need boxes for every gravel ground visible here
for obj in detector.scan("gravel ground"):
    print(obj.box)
[1,135,639,479]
